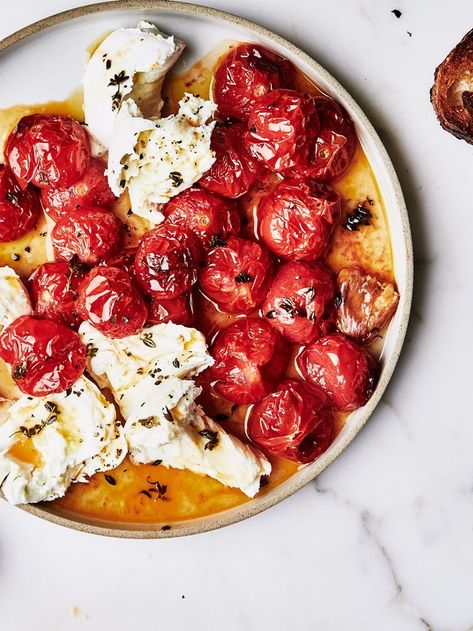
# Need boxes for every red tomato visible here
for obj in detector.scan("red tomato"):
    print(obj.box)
[263,261,336,345]
[209,317,289,404]
[306,98,357,182]
[102,247,137,277]
[77,266,148,338]
[199,123,266,198]
[297,333,377,411]
[258,179,341,260]
[199,236,273,314]
[213,44,291,120]
[0,315,86,396]
[0,165,41,242]
[245,89,319,172]
[134,224,201,298]
[147,292,193,326]
[162,187,241,248]
[5,114,90,189]
[41,158,115,221]
[52,206,121,265]
[29,260,87,330]
[247,379,335,464]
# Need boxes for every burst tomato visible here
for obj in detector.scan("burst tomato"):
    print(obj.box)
[51,206,121,265]
[134,225,201,298]
[0,165,41,242]
[258,179,341,260]
[247,380,335,463]
[77,266,148,338]
[306,97,357,182]
[199,236,273,314]
[213,44,292,120]
[41,158,115,221]
[209,317,289,404]
[147,292,193,327]
[5,114,90,189]
[245,89,319,172]
[263,261,336,345]
[162,187,241,248]
[0,315,86,396]
[297,333,377,411]
[199,123,266,198]
[29,260,87,330]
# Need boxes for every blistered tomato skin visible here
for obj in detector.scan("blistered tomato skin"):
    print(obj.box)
[41,158,115,221]
[0,315,86,396]
[245,89,319,173]
[307,97,357,182]
[162,187,241,248]
[213,44,292,120]
[199,123,266,198]
[209,317,289,404]
[103,247,137,277]
[263,261,336,345]
[199,236,273,314]
[247,380,335,464]
[5,114,91,189]
[29,260,87,330]
[0,165,41,242]
[51,206,122,265]
[147,292,193,327]
[297,333,377,411]
[77,266,148,338]
[258,179,341,261]
[134,225,201,298]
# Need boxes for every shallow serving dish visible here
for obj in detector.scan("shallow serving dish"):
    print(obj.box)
[0,0,413,538]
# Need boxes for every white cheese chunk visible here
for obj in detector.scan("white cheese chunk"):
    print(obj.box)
[0,266,32,331]
[83,21,184,150]
[107,93,216,222]
[79,321,271,497]
[79,321,213,398]
[124,382,271,498]
[0,377,127,504]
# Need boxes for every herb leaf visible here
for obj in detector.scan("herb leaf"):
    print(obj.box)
[199,429,219,451]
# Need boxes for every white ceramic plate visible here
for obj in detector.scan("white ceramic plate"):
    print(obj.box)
[0,0,413,538]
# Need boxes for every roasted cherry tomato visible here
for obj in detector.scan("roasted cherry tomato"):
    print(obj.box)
[297,333,377,411]
[0,315,86,396]
[263,261,336,345]
[305,97,357,182]
[213,44,292,120]
[77,266,148,338]
[5,114,91,189]
[258,179,341,260]
[199,123,266,198]
[51,206,121,265]
[247,379,335,464]
[134,224,201,298]
[199,236,273,314]
[41,158,115,221]
[209,317,289,404]
[29,260,87,330]
[162,187,241,248]
[245,89,319,172]
[102,247,137,277]
[0,165,41,242]
[147,292,193,326]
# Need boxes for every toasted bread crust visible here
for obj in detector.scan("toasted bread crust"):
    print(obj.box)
[431,29,473,143]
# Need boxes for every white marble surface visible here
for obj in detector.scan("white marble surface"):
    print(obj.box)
[1,0,473,629]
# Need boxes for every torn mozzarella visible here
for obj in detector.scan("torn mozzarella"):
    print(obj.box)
[0,266,32,331]
[0,377,126,504]
[83,21,184,150]
[107,94,216,222]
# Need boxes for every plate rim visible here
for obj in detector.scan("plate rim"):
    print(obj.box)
[0,0,413,539]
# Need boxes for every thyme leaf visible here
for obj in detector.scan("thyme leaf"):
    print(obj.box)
[199,429,219,451]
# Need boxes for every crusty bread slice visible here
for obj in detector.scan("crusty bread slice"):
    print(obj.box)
[431,29,473,143]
